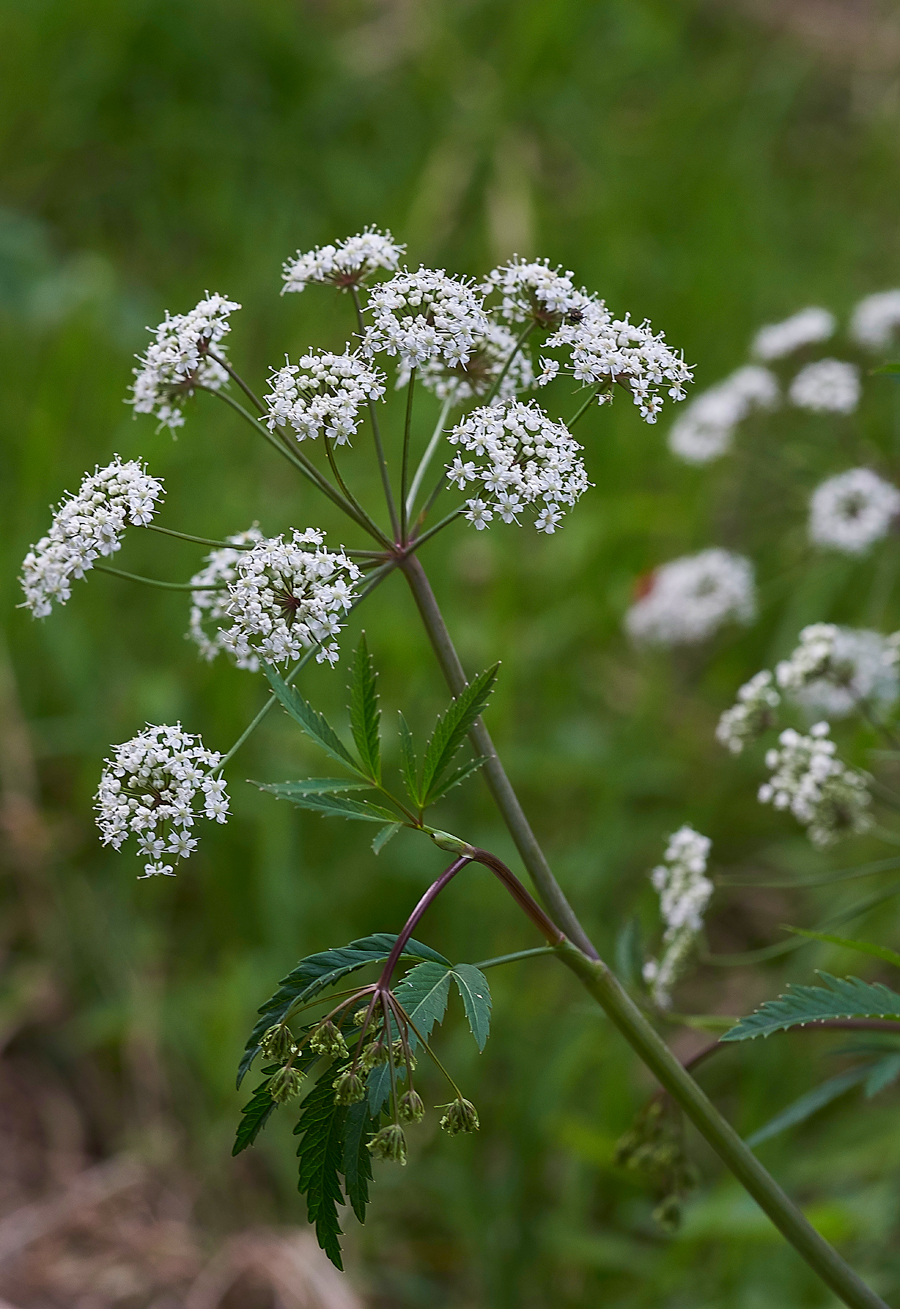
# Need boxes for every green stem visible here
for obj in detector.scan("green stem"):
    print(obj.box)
[207,348,267,414]
[144,523,255,550]
[95,564,226,591]
[401,552,886,1308]
[409,507,464,552]
[323,435,393,549]
[350,285,401,541]
[566,384,603,429]
[406,396,453,519]
[484,321,535,405]
[473,946,557,971]
[400,369,417,542]
[555,940,887,1309]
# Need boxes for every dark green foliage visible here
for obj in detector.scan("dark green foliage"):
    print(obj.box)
[264,667,363,775]
[233,1078,277,1155]
[394,960,452,1046]
[294,1064,352,1270]
[371,821,402,855]
[342,1099,376,1223]
[254,782,399,824]
[419,665,498,806]
[349,634,381,783]
[397,712,420,807]
[746,1052,900,1148]
[615,916,645,992]
[450,964,492,1052]
[722,974,900,1042]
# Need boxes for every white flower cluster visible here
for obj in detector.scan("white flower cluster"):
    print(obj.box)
[642,825,713,1009]
[95,724,229,878]
[751,307,835,361]
[809,467,900,555]
[397,322,535,404]
[775,623,899,720]
[789,359,860,414]
[446,400,589,533]
[20,457,164,618]
[218,529,360,667]
[668,365,778,464]
[362,267,489,371]
[129,293,240,431]
[850,290,900,352]
[716,670,781,754]
[264,350,385,445]
[625,549,756,646]
[281,227,405,293]
[187,527,264,670]
[541,299,692,424]
[759,722,871,847]
[482,257,585,326]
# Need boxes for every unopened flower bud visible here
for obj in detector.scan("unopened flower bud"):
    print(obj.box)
[392,1038,416,1071]
[309,1020,348,1059]
[368,1123,407,1165]
[332,1070,366,1105]
[438,1097,479,1136]
[268,1064,306,1104]
[260,1024,295,1062]
[398,1089,425,1123]
[360,1039,388,1071]
[352,1007,369,1027]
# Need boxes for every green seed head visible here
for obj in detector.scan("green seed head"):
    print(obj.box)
[398,1089,425,1123]
[332,1070,366,1105]
[438,1097,479,1136]
[368,1123,407,1165]
[260,1023,294,1063]
[268,1064,306,1104]
[309,1020,349,1059]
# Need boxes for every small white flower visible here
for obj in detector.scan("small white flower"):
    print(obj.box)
[775,623,899,719]
[809,468,900,555]
[850,290,900,352]
[464,499,493,530]
[264,349,385,444]
[758,722,871,847]
[789,359,860,414]
[482,257,585,326]
[716,670,781,754]
[187,527,264,670]
[129,293,240,431]
[362,267,490,372]
[668,365,778,465]
[95,724,228,878]
[397,322,535,403]
[218,529,361,668]
[20,458,164,618]
[447,399,589,533]
[625,549,756,646]
[281,228,405,293]
[751,307,836,360]
[644,825,713,1008]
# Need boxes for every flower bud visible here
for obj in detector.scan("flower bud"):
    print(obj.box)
[260,1023,294,1063]
[268,1065,306,1104]
[438,1097,479,1136]
[360,1039,388,1071]
[398,1089,425,1123]
[309,1020,348,1059]
[367,1123,407,1165]
[332,1069,366,1105]
[392,1038,416,1071]
[352,1006,369,1027]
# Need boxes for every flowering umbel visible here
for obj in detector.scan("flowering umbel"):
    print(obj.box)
[808,468,900,556]
[362,267,490,371]
[95,724,229,878]
[625,549,756,646]
[129,293,240,431]
[264,350,386,445]
[758,723,872,848]
[187,527,263,670]
[281,227,405,293]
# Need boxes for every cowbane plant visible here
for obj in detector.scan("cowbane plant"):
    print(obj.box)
[18,231,896,1309]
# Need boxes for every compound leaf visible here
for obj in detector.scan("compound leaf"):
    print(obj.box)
[395,960,452,1048]
[349,634,381,783]
[254,783,399,825]
[264,667,362,775]
[424,755,489,804]
[722,973,900,1043]
[342,1098,376,1223]
[420,666,498,804]
[255,778,373,796]
[451,964,492,1052]
[398,712,420,807]
[295,1064,347,1270]
[372,821,403,855]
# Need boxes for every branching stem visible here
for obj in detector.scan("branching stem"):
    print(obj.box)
[406,396,453,519]
[350,285,401,540]
[144,523,255,550]
[400,369,416,542]
[95,564,225,591]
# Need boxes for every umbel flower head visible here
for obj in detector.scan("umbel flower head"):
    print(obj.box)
[264,349,385,445]
[281,227,405,294]
[643,825,713,1009]
[397,322,535,404]
[759,722,872,848]
[129,292,240,431]
[850,289,900,352]
[775,623,899,720]
[625,549,756,646]
[789,359,860,414]
[808,468,900,555]
[362,266,490,372]
[716,670,781,755]
[187,527,263,671]
[482,257,587,327]
[446,399,589,534]
[668,365,778,465]
[95,724,229,878]
[20,457,164,618]
[540,298,692,423]
[219,529,361,668]
[750,306,835,361]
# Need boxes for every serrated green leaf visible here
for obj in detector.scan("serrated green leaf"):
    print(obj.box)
[238,933,450,1086]
[233,1079,276,1155]
[372,821,402,855]
[255,778,374,796]
[451,964,492,1052]
[349,634,381,783]
[264,667,363,776]
[295,1064,347,1270]
[745,1065,872,1148]
[254,783,400,824]
[721,973,900,1043]
[420,665,498,805]
[423,755,488,804]
[397,712,420,807]
[395,960,452,1048]
[784,927,900,971]
[342,1099,375,1223]
[865,1053,900,1097]
[366,1061,408,1115]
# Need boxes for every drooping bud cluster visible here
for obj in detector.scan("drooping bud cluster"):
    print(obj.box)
[788,359,860,414]
[446,399,589,534]
[758,722,872,847]
[439,1097,480,1136]
[750,307,835,360]
[668,365,778,465]
[808,468,900,555]
[129,293,240,430]
[368,1123,408,1165]
[642,825,713,1010]
[625,549,756,646]
[397,322,535,403]
[95,724,229,878]
[187,527,263,670]
[775,623,899,720]
[264,350,385,445]
[20,457,164,618]
[614,1100,698,1232]
[716,670,781,755]
[218,529,361,668]
[362,267,490,371]
[281,227,405,294]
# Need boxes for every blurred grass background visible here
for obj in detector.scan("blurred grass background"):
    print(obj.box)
[5,1,900,1305]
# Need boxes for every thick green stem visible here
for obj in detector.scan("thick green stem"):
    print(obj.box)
[555,941,888,1309]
